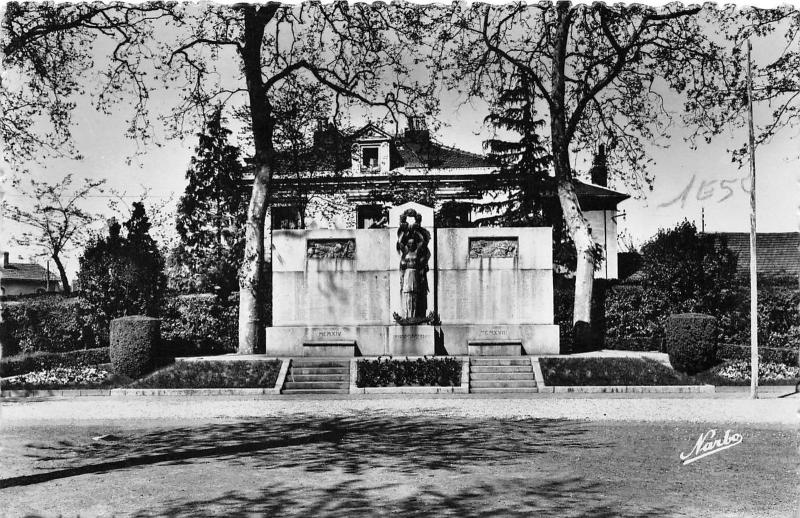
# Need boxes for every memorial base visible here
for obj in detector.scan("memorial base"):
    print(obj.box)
[387,325,436,356]
[439,324,559,356]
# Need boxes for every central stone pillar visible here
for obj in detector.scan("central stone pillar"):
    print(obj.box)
[387,201,436,356]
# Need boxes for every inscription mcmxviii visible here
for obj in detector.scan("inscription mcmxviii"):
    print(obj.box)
[307,239,356,259]
[469,238,518,259]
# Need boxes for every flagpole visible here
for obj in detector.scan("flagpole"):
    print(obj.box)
[746,39,758,399]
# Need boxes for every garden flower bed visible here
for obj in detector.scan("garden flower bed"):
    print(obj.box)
[706,360,800,385]
[2,366,122,390]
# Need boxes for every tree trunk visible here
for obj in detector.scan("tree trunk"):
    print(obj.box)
[549,3,596,348]
[237,5,276,354]
[52,253,70,294]
[556,179,595,325]
[238,164,269,354]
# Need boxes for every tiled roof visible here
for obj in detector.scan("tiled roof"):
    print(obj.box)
[711,232,800,277]
[0,262,60,282]
[396,139,496,170]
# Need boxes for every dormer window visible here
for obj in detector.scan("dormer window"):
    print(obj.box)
[362,146,379,170]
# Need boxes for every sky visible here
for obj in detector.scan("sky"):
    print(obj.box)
[1,3,798,281]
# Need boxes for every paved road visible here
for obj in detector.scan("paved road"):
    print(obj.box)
[3,393,798,427]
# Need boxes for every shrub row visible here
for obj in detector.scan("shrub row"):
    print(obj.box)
[1,292,241,359]
[560,281,800,359]
[0,296,107,356]
[1,348,110,378]
[717,343,799,366]
[356,357,461,387]
[160,293,238,356]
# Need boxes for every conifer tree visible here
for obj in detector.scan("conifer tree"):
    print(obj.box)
[480,75,576,270]
[172,108,247,295]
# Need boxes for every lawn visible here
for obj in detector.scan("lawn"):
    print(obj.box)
[1,415,795,517]
[130,360,282,389]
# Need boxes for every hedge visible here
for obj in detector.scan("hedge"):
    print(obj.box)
[717,343,799,366]
[110,316,159,378]
[160,293,238,356]
[356,357,461,387]
[1,348,110,378]
[0,296,107,356]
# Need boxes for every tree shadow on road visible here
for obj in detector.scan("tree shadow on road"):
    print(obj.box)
[6,414,607,490]
[123,476,670,518]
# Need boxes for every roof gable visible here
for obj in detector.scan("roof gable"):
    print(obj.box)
[350,123,393,141]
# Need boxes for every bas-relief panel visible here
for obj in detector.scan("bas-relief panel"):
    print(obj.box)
[306,239,356,259]
[467,237,518,259]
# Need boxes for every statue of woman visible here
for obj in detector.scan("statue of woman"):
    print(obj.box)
[397,209,431,321]
[399,236,421,318]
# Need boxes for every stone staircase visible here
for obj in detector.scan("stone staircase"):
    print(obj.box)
[469,358,538,394]
[281,359,350,394]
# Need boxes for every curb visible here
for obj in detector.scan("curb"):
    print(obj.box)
[109,388,278,396]
[545,384,715,394]
[1,389,114,397]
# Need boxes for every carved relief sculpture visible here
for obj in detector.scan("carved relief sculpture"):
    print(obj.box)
[468,237,519,259]
[395,209,431,323]
[307,239,356,259]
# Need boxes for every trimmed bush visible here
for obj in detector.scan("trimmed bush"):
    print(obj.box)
[110,316,159,378]
[717,343,799,366]
[356,357,461,387]
[1,347,110,378]
[160,293,238,356]
[0,296,107,356]
[666,313,718,375]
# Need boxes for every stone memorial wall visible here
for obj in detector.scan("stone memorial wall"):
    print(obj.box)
[265,205,559,357]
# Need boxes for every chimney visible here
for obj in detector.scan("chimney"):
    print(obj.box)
[404,115,429,143]
[3,252,8,268]
[590,144,608,187]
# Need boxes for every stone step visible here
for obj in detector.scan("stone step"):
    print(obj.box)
[290,360,350,368]
[283,381,349,390]
[281,388,350,394]
[470,372,534,381]
[286,374,349,382]
[470,380,537,389]
[469,387,539,394]
[289,367,349,375]
[470,358,531,366]
[470,366,532,374]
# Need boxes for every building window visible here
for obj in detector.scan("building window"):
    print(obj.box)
[357,205,386,229]
[271,206,302,229]
[361,146,379,170]
[436,202,472,228]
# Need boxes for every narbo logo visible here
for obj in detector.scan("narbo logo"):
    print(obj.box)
[680,429,742,465]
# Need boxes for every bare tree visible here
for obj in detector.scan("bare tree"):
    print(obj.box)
[3,3,434,352]
[685,6,800,162]
[440,3,725,339]
[5,174,105,293]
